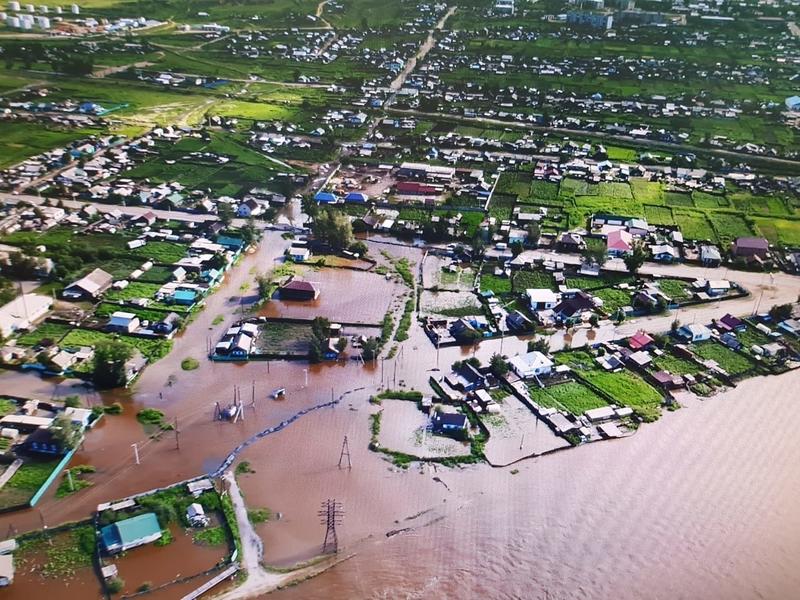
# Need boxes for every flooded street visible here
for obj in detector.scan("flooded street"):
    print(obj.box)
[0,232,798,599]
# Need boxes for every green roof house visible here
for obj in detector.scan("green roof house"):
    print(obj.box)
[100,512,162,554]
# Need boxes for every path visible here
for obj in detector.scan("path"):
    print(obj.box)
[315,0,333,29]
[91,59,157,79]
[389,6,455,92]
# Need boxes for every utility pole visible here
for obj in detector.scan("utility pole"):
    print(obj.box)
[338,436,351,470]
[174,417,180,450]
[317,499,344,554]
[67,468,74,492]
[131,443,140,465]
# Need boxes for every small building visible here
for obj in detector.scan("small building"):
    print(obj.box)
[153,312,180,335]
[62,268,113,300]
[677,323,712,343]
[526,288,559,311]
[431,412,468,439]
[732,237,769,259]
[107,311,140,334]
[508,351,553,379]
[706,280,731,296]
[314,191,338,203]
[0,554,13,587]
[700,245,722,267]
[650,244,678,263]
[557,232,585,253]
[172,289,197,306]
[289,247,311,262]
[20,428,67,455]
[279,279,319,301]
[606,230,633,256]
[628,331,654,351]
[186,503,210,527]
[100,513,162,554]
[717,314,745,332]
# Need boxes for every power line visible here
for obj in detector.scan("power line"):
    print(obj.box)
[317,498,344,554]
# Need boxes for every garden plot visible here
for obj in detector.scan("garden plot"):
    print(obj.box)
[420,290,482,318]
[378,401,468,459]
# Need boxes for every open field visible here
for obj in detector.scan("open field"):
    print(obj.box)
[528,381,610,416]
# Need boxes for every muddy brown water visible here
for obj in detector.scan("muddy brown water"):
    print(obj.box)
[0,235,799,598]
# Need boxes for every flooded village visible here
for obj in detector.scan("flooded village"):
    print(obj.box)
[0,0,798,598]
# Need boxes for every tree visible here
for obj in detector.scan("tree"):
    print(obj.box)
[769,303,792,322]
[623,242,647,276]
[361,337,380,361]
[309,316,332,363]
[312,210,354,251]
[510,241,523,257]
[526,222,541,246]
[50,416,82,451]
[241,219,258,245]
[348,241,368,257]
[527,338,550,354]
[64,395,82,408]
[256,274,272,300]
[582,238,607,267]
[93,339,133,389]
[218,203,234,226]
[489,353,509,377]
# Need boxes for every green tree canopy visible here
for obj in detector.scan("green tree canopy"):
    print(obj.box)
[93,339,134,389]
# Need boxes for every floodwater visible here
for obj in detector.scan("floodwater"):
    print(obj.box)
[0,233,799,599]
[261,266,404,325]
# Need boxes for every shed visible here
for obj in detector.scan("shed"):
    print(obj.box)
[100,512,162,554]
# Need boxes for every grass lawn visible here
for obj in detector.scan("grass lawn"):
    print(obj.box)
[479,273,512,294]
[255,322,314,355]
[528,381,610,415]
[15,321,73,347]
[61,328,172,361]
[692,341,756,376]
[593,287,632,313]
[512,270,556,292]
[656,279,692,301]
[652,353,703,375]
[0,459,62,510]
[104,281,162,303]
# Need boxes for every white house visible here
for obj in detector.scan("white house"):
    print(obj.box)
[107,311,140,333]
[0,293,52,338]
[526,288,559,311]
[508,351,554,379]
[678,323,712,342]
[289,247,311,262]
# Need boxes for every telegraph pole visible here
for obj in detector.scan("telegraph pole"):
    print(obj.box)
[131,443,140,465]
[338,436,351,470]
[174,417,180,450]
[317,499,344,554]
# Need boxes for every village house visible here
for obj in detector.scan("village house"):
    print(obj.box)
[557,231,585,252]
[677,323,712,343]
[731,237,769,260]
[431,412,469,439]
[106,311,140,334]
[100,513,163,554]
[508,351,553,379]
[606,230,633,256]
[0,293,52,338]
[526,288,560,311]
[279,279,320,301]
[62,268,113,300]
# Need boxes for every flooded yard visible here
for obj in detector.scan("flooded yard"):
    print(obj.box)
[480,391,571,466]
[261,266,403,325]
[420,289,482,317]
[378,400,469,459]
[107,521,230,596]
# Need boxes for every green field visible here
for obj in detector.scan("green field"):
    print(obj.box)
[691,341,756,376]
[528,381,610,416]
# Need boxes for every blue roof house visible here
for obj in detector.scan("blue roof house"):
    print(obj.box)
[172,289,197,306]
[101,513,162,554]
[344,192,369,203]
[314,191,338,203]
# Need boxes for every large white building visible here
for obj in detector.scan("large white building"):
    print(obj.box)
[0,293,52,338]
